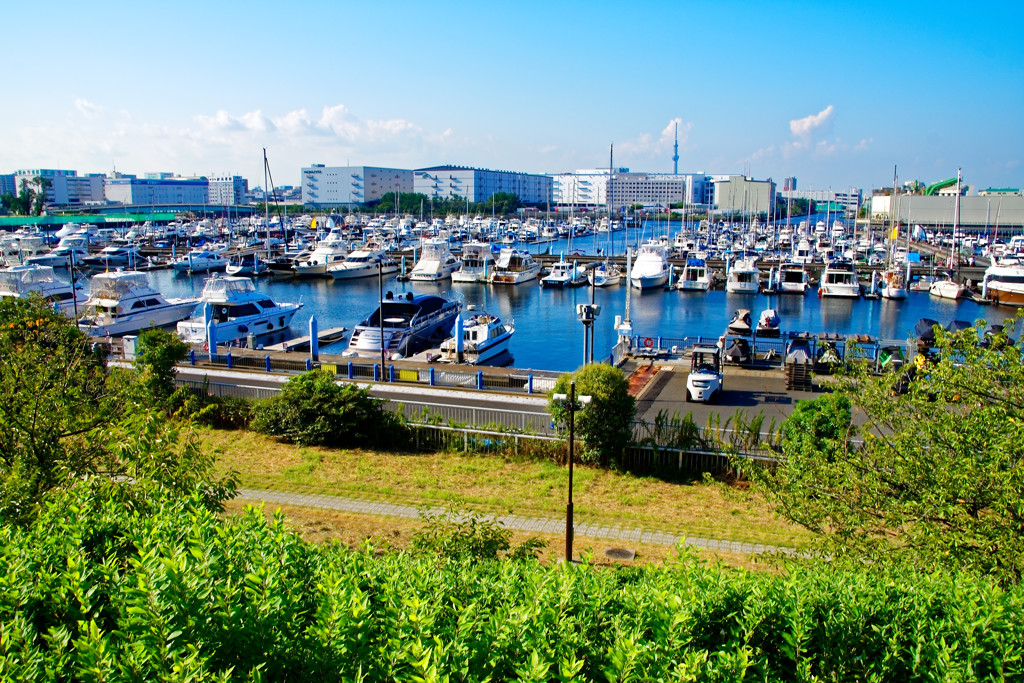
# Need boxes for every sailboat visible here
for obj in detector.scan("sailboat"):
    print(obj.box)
[929,169,967,300]
[591,144,623,287]
[879,168,908,300]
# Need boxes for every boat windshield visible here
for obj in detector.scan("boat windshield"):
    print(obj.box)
[202,277,256,299]
[91,272,150,299]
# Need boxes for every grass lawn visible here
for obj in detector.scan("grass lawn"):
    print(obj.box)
[201,427,812,553]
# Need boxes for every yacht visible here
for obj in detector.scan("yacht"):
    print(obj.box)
[540,257,588,288]
[629,240,670,290]
[791,238,814,265]
[1,236,48,267]
[589,261,622,287]
[928,275,966,301]
[878,265,908,300]
[172,249,228,274]
[725,257,760,294]
[26,235,90,269]
[452,242,497,283]
[490,248,541,284]
[225,253,268,277]
[327,245,398,280]
[0,264,87,316]
[293,228,350,277]
[778,261,810,294]
[345,292,460,359]
[439,311,514,365]
[981,256,1024,306]
[677,258,711,291]
[78,271,200,336]
[819,261,861,298]
[176,275,302,345]
[408,238,460,281]
[80,244,144,271]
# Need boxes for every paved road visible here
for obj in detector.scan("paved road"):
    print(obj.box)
[235,487,793,557]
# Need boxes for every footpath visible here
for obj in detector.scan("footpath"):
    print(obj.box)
[236,487,792,558]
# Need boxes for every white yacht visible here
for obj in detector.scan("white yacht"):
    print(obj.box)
[452,242,497,283]
[540,257,588,288]
[409,238,460,281]
[439,311,514,365]
[928,276,966,301]
[1,236,48,267]
[778,261,810,294]
[293,228,350,277]
[791,238,814,265]
[589,261,622,287]
[177,275,302,345]
[878,265,908,300]
[172,249,228,274]
[225,253,268,277]
[677,258,711,291]
[725,257,760,294]
[327,245,398,280]
[345,292,460,359]
[629,240,670,290]
[80,244,144,271]
[26,235,90,269]
[819,261,861,298]
[78,271,200,336]
[490,248,541,285]
[0,264,87,316]
[981,256,1024,306]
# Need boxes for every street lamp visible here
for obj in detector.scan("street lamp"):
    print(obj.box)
[576,302,600,366]
[378,261,387,380]
[552,381,592,563]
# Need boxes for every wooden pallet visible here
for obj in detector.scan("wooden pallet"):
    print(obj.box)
[785,362,814,391]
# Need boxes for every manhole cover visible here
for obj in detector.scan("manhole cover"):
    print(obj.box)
[604,547,636,561]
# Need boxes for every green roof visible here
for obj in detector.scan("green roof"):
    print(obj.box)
[0,212,178,228]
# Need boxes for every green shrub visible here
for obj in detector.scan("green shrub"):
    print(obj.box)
[410,504,546,563]
[549,363,636,467]
[250,370,409,449]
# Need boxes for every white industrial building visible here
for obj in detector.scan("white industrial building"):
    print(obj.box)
[104,177,208,205]
[712,175,776,216]
[207,176,249,205]
[302,165,413,207]
[552,169,719,211]
[414,166,552,205]
[779,188,863,213]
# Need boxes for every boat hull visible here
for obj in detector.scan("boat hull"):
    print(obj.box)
[80,299,200,337]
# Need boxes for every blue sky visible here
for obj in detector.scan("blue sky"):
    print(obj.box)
[4,0,1022,193]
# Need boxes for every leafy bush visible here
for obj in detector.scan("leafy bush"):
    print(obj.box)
[134,327,188,405]
[1,486,1022,681]
[250,370,409,449]
[410,504,546,563]
[549,363,635,467]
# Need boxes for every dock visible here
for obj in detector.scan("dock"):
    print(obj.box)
[263,326,348,352]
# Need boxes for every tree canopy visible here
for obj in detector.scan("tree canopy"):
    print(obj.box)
[758,316,1024,583]
[549,364,635,467]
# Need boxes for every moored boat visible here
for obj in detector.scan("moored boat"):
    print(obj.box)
[408,237,461,282]
[819,261,861,298]
[490,248,541,285]
[345,292,461,359]
[176,275,302,345]
[439,311,514,364]
[0,264,88,316]
[78,270,199,336]
[629,240,670,290]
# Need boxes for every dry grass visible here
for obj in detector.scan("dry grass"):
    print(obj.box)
[225,500,775,572]
[202,427,811,551]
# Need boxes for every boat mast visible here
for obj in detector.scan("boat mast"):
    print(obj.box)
[264,148,270,260]
[953,168,962,278]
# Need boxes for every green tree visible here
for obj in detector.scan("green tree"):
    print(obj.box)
[549,364,635,467]
[250,369,409,448]
[30,176,51,215]
[0,296,234,523]
[757,317,1024,583]
[135,327,189,405]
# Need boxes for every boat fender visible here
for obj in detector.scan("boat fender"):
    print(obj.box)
[221,307,228,315]
[643,337,654,348]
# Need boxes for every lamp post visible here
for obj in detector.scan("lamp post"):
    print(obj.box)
[576,301,600,366]
[552,381,591,563]
[378,261,386,380]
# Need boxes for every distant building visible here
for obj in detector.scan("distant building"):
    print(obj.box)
[551,169,627,207]
[553,170,711,211]
[870,191,1024,228]
[780,188,862,214]
[713,175,776,216]
[207,176,249,205]
[104,177,208,205]
[978,188,1021,197]
[783,176,797,192]
[0,174,17,197]
[414,166,552,205]
[14,169,77,205]
[301,164,413,207]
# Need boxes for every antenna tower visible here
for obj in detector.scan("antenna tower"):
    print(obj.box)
[672,122,679,174]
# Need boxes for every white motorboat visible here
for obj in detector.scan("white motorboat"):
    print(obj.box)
[677,258,711,291]
[1,236,48,267]
[725,257,760,294]
[439,311,514,365]
[490,248,541,284]
[928,276,965,300]
[225,253,268,277]
[80,244,144,271]
[819,261,861,298]
[982,256,1024,306]
[327,245,398,280]
[629,240,670,290]
[408,238,460,281]
[540,257,588,288]
[26,235,90,269]
[452,242,498,283]
[791,239,815,265]
[0,264,87,316]
[172,249,228,273]
[176,275,302,345]
[345,292,461,359]
[589,261,622,287]
[777,261,810,294]
[78,271,199,336]
[293,227,350,277]
[878,266,908,300]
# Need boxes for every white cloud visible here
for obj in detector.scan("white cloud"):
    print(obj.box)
[74,98,102,118]
[790,105,834,139]
[618,118,694,160]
